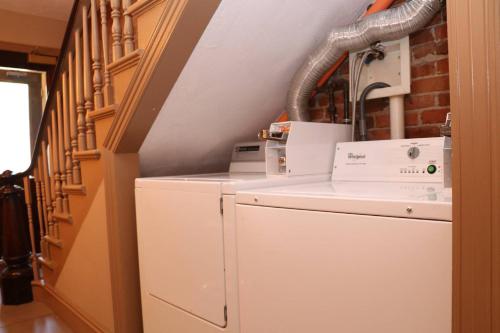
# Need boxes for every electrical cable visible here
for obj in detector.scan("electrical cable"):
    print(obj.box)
[351,51,373,141]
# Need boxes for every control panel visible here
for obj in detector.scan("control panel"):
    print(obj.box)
[228,141,266,173]
[261,121,351,177]
[332,137,451,185]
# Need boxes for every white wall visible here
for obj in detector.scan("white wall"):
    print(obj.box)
[139,0,371,176]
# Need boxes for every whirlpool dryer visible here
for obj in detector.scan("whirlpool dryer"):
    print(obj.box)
[135,121,351,333]
[235,137,452,333]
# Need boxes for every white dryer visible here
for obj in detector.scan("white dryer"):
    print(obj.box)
[135,121,351,333]
[235,137,452,333]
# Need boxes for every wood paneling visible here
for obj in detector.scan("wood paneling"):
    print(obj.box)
[447,0,500,331]
[104,0,222,153]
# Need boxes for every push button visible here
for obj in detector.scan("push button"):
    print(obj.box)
[427,165,437,174]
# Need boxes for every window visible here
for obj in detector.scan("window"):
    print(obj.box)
[0,82,31,173]
[0,68,45,174]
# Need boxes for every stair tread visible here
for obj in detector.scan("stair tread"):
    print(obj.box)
[44,235,63,248]
[89,104,117,121]
[73,149,100,161]
[108,49,144,75]
[62,184,86,196]
[52,212,73,223]
[38,257,56,270]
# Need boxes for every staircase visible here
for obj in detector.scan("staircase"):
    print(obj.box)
[9,0,170,332]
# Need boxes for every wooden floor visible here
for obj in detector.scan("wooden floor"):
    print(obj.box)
[0,297,72,333]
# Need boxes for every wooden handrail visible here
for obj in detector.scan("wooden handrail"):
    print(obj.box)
[0,0,81,186]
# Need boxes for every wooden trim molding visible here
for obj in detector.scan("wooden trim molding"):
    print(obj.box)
[88,105,117,121]
[448,0,500,332]
[104,0,221,153]
[102,150,142,333]
[107,49,144,76]
[126,0,166,17]
[33,284,104,333]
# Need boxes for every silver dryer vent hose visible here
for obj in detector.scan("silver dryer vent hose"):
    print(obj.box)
[286,0,443,121]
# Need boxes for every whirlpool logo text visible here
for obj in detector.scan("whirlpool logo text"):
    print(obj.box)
[348,153,366,160]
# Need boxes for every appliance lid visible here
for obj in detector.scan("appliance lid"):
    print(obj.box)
[136,173,330,194]
[236,181,452,221]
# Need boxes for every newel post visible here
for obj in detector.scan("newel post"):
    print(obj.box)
[0,171,34,305]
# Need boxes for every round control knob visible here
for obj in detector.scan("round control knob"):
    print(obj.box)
[407,147,420,159]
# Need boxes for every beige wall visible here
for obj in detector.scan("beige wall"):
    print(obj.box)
[55,183,115,332]
[0,9,66,52]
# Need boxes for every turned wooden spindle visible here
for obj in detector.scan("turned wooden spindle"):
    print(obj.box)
[41,140,53,238]
[23,176,40,282]
[49,111,62,219]
[100,0,113,105]
[68,51,82,185]
[62,73,73,186]
[91,0,104,109]
[56,92,69,214]
[75,29,87,151]
[83,5,97,150]
[48,122,60,239]
[111,0,123,61]
[122,0,135,55]
[33,162,46,257]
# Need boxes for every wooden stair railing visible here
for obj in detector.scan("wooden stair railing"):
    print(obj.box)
[0,0,211,330]
[0,0,139,290]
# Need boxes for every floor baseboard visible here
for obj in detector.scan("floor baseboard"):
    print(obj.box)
[32,282,106,333]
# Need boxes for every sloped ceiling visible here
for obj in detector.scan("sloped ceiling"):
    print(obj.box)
[139,0,371,177]
[0,0,72,21]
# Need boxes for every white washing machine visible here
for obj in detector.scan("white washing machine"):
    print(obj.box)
[135,121,351,333]
[235,137,452,333]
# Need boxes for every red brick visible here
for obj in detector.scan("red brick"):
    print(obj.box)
[367,129,391,140]
[309,108,330,122]
[412,76,450,93]
[428,11,445,27]
[434,24,448,41]
[421,108,450,124]
[375,114,390,128]
[413,43,436,60]
[365,99,389,113]
[438,93,450,107]
[410,28,434,46]
[405,126,441,138]
[412,62,436,78]
[405,94,435,110]
[365,115,374,129]
[436,41,449,55]
[405,112,420,126]
[336,110,346,123]
[436,58,449,74]
[339,61,349,75]
[317,93,329,107]
[334,91,345,104]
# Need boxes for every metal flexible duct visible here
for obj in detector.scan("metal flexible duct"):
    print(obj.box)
[286,0,443,121]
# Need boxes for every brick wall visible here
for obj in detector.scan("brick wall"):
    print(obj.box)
[308,3,449,140]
